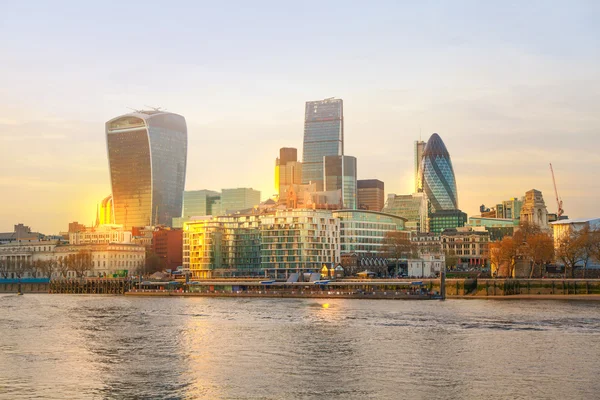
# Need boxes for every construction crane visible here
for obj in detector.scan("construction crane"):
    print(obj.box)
[549,163,564,218]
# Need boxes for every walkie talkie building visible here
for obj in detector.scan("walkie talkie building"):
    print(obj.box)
[106,110,187,229]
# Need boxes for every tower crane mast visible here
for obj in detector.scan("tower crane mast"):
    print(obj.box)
[549,163,564,218]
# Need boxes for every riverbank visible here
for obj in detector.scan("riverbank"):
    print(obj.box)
[449,294,600,300]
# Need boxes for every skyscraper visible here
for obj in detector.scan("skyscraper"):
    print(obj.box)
[324,155,357,209]
[106,110,187,229]
[302,98,343,191]
[414,140,426,192]
[220,188,261,214]
[418,133,458,212]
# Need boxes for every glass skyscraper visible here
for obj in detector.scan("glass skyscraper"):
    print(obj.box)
[302,98,343,191]
[106,110,187,229]
[418,133,458,212]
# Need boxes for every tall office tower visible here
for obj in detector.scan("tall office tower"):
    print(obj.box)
[324,155,357,209]
[106,110,187,229]
[418,133,458,212]
[357,179,385,211]
[221,188,261,214]
[275,147,302,202]
[182,190,221,218]
[414,140,426,192]
[302,98,344,191]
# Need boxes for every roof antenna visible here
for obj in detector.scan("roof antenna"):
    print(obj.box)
[144,105,165,112]
[126,107,143,113]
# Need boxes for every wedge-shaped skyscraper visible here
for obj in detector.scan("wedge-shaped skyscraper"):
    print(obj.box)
[418,133,458,212]
[106,110,187,229]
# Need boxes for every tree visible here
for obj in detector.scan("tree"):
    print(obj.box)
[56,256,70,278]
[524,233,554,278]
[38,259,57,279]
[555,230,586,278]
[499,236,520,278]
[12,259,32,279]
[144,253,164,275]
[589,229,600,266]
[67,251,93,278]
[379,232,415,276]
[0,258,10,279]
[444,250,458,270]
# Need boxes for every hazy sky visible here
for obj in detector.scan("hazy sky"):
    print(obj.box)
[1,1,599,234]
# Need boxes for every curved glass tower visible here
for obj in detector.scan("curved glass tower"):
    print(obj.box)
[106,111,187,229]
[418,133,458,211]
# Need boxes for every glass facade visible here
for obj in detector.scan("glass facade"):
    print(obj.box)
[429,210,467,234]
[414,140,426,192]
[302,98,343,190]
[106,111,187,229]
[382,193,423,231]
[333,210,406,256]
[220,188,261,214]
[324,155,357,209]
[182,190,221,217]
[418,133,458,212]
[260,210,340,272]
[183,216,261,278]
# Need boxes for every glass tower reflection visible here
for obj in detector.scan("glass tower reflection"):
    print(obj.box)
[106,111,187,229]
[302,98,343,191]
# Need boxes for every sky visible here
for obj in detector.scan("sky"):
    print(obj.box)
[1,0,599,234]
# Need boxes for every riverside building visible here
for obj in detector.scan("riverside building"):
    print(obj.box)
[333,210,406,257]
[106,110,187,229]
[260,210,340,276]
[183,215,262,279]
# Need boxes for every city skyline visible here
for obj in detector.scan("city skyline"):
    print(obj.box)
[1,1,599,233]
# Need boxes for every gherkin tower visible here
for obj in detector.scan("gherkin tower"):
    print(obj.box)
[418,133,458,212]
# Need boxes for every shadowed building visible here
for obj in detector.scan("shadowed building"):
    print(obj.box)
[106,110,187,229]
[324,155,357,209]
[414,140,426,192]
[302,98,344,191]
[357,179,385,211]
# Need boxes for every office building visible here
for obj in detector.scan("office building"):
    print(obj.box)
[275,148,302,202]
[324,155,357,209]
[382,193,423,231]
[441,227,490,267]
[68,222,86,233]
[333,210,406,257]
[220,188,261,214]
[106,110,187,229]
[302,98,344,190]
[414,140,426,192]
[428,209,467,234]
[419,133,458,213]
[357,179,385,211]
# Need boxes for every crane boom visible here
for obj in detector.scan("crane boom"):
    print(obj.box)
[549,163,564,217]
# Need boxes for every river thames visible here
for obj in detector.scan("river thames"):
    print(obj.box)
[1,294,599,399]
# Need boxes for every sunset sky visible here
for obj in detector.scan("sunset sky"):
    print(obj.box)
[1,1,599,234]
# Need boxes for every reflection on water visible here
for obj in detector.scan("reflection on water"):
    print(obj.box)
[1,295,600,399]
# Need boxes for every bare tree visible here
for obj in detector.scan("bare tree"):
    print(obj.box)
[13,259,32,279]
[68,251,93,278]
[56,256,70,278]
[379,231,415,276]
[39,259,57,279]
[0,258,10,279]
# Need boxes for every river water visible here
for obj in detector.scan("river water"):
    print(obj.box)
[1,294,599,399]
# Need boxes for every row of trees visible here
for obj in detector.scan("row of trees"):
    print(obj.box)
[490,222,600,278]
[0,251,93,279]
